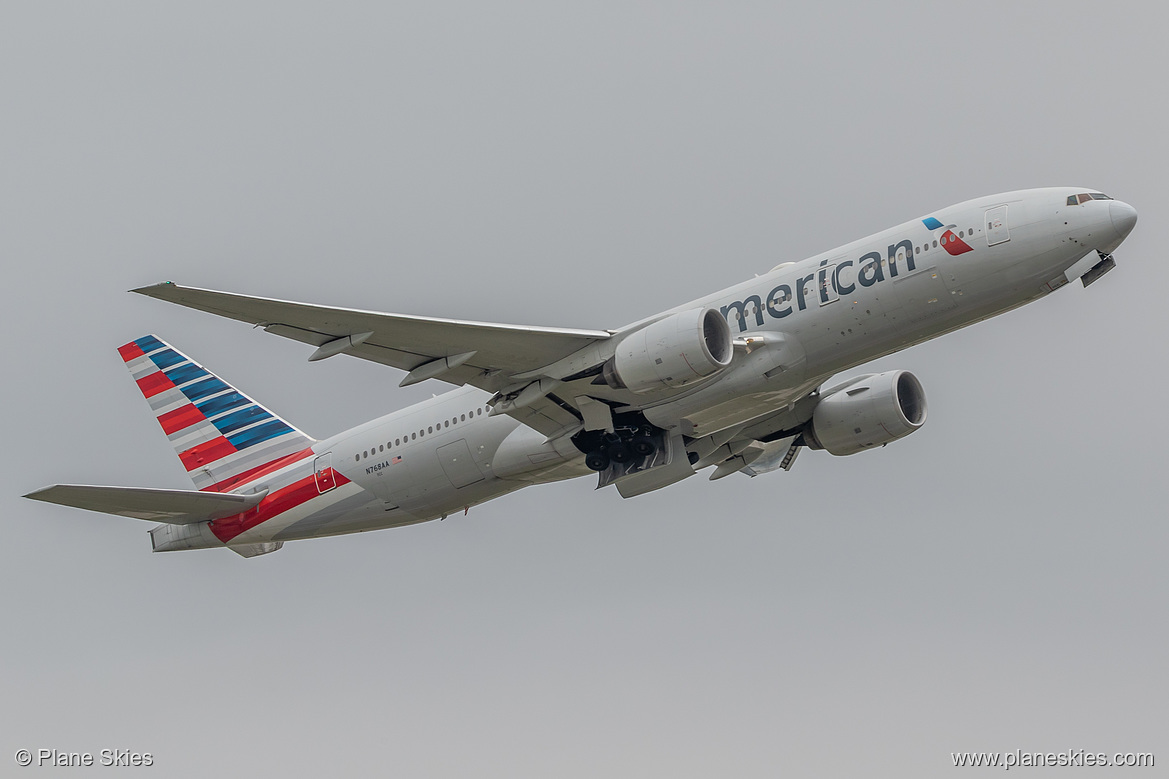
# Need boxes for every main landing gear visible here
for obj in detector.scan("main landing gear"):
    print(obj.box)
[574,415,662,472]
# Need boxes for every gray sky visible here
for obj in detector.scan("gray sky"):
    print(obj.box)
[3,2,1165,776]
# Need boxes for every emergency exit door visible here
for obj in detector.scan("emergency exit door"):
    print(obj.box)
[313,453,337,493]
[437,440,484,489]
[985,205,1010,246]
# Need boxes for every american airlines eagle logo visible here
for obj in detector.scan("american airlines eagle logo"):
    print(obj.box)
[922,217,973,256]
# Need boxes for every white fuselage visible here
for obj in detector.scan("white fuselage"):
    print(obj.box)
[157,187,1133,550]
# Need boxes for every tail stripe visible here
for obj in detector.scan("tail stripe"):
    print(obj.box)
[149,349,187,370]
[164,362,210,387]
[179,437,237,470]
[182,377,230,402]
[134,335,167,354]
[137,372,176,398]
[214,406,270,435]
[117,342,146,361]
[119,335,314,491]
[227,419,295,449]
[158,404,206,435]
[196,392,250,417]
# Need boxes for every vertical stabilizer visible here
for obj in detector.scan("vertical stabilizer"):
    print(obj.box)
[118,335,315,492]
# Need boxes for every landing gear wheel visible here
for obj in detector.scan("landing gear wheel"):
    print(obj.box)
[585,450,611,471]
[630,436,656,457]
[607,442,632,464]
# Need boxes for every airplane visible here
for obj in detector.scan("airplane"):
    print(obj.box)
[25,187,1137,557]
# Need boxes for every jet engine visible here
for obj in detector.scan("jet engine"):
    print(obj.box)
[804,370,927,456]
[601,307,733,394]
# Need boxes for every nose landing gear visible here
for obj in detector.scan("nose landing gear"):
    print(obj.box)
[1082,250,1116,288]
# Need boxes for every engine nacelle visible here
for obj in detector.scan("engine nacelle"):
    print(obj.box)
[603,308,733,394]
[806,370,927,456]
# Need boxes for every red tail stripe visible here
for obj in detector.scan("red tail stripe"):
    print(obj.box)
[158,403,206,436]
[137,371,176,399]
[178,436,237,471]
[210,469,351,543]
[118,342,145,362]
[201,447,316,493]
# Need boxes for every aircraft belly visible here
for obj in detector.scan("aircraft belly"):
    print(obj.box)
[269,488,397,541]
[228,482,375,545]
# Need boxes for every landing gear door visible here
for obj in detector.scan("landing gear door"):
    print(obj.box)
[985,205,1010,246]
[313,453,337,494]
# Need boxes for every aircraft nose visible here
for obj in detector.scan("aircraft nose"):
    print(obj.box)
[1109,200,1138,241]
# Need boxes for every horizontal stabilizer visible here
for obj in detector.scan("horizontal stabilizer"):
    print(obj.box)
[24,484,267,524]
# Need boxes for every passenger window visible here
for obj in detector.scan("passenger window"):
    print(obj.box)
[379,444,384,452]
[355,454,360,462]
[395,438,400,446]
[411,432,417,440]
[461,413,466,421]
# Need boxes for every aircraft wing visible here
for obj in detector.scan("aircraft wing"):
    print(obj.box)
[133,282,612,437]
[24,484,267,524]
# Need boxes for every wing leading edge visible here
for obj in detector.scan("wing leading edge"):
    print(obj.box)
[132,283,610,384]
[132,282,612,436]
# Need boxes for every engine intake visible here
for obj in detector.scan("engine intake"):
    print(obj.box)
[603,308,733,394]
[806,370,927,456]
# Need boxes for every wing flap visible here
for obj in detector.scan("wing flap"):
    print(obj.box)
[24,484,267,524]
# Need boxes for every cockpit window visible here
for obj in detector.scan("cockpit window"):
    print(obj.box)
[1070,192,1113,205]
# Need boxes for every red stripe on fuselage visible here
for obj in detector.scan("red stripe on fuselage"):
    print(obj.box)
[178,436,237,471]
[210,468,352,543]
[137,371,176,399]
[942,229,973,255]
[200,447,316,493]
[118,342,145,362]
[158,403,206,435]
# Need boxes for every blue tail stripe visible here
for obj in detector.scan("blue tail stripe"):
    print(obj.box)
[165,363,210,387]
[196,391,250,417]
[134,335,167,354]
[922,216,944,230]
[181,377,230,402]
[149,349,187,370]
[213,406,272,435]
[227,419,294,449]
